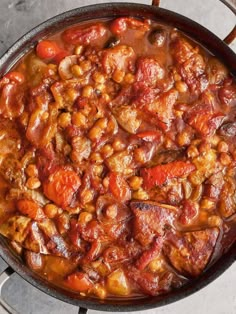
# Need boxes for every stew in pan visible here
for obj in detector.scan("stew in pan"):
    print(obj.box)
[0,17,235,299]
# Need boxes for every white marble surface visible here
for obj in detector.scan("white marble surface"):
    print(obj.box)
[0,0,235,313]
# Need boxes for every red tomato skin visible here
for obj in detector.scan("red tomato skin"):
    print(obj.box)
[43,168,81,209]
[109,172,131,202]
[36,40,60,59]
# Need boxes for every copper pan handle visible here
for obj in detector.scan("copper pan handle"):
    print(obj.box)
[152,0,236,45]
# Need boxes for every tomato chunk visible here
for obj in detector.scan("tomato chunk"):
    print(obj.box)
[136,237,163,270]
[108,172,131,202]
[17,199,46,221]
[43,168,81,208]
[62,24,107,45]
[66,272,93,292]
[36,40,60,59]
[110,17,150,35]
[141,161,195,189]
[135,57,164,86]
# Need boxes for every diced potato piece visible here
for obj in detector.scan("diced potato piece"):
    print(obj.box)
[0,216,31,243]
[113,106,141,134]
[106,269,130,296]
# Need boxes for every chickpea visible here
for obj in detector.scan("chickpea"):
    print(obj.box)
[78,212,93,224]
[92,72,105,84]
[199,210,209,223]
[80,60,91,72]
[44,204,59,219]
[199,142,211,154]
[217,141,229,153]
[26,177,41,189]
[211,135,221,146]
[93,165,103,176]
[71,64,83,77]
[106,204,118,219]
[177,131,191,146]
[42,112,49,120]
[67,88,78,102]
[124,73,135,84]
[149,259,163,272]
[112,138,125,151]
[200,198,215,210]
[58,112,71,128]
[132,188,149,200]
[25,164,38,177]
[95,118,108,129]
[88,126,103,141]
[80,189,94,204]
[101,144,114,158]
[189,170,204,186]
[219,152,231,166]
[112,69,125,83]
[93,284,107,299]
[84,204,96,213]
[187,145,199,158]
[82,85,93,98]
[90,152,103,164]
[208,215,222,227]
[72,112,87,128]
[128,176,143,190]
[103,176,110,189]
[74,45,83,55]
[175,81,188,93]
[173,72,181,81]
[101,93,111,102]
[95,84,106,93]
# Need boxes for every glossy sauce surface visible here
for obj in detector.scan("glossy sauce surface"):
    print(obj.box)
[0,17,235,299]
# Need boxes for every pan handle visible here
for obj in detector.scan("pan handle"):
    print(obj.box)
[152,0,236,45]
[0,266,18,314]
[0,266,89,314]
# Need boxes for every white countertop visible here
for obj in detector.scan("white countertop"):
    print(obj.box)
[0,1,235,313]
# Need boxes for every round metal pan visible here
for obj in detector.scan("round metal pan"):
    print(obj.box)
[0,1,235,313]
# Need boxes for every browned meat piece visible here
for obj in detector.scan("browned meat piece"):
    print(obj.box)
[164,228,219,277]
[130,201,178,246]
[171,37,208,93]
[102,45,135,74]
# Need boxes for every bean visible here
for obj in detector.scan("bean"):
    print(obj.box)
[25,164,38,177]
[44,204,60,219]
[132,188,149,200]
[217,141,229,153]
[71,64,84,77]
[112,69,125,83]
[79,212,93,224]
[187,145,199,158]
[92,72,105,84]
[219,152,231,166]
[128,176,143,190]
[72,112,87,128]
[82,85,93,98]
[26,177,41,189]
[58,112,71,128]
[175,81,188,93]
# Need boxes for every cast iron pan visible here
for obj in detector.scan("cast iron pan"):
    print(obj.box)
[0,1,235,313]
